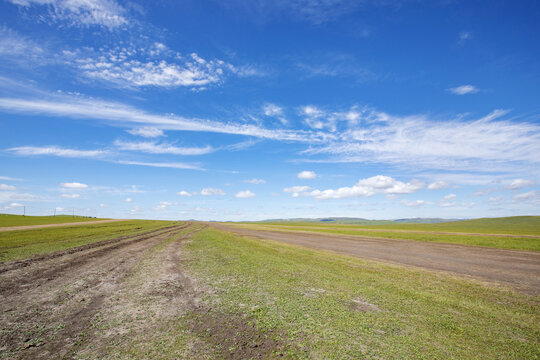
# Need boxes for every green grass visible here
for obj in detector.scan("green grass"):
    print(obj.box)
[0,214,107,227]
[0,220,180,263]
[185,228,540,359]
[237,224,540,251]
[255,216,540,236]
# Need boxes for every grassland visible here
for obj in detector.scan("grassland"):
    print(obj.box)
[0,219,180,263]
[0,214,107,227]
[236,216,540,251]
[185,227,540,359]
[258,216,540,236]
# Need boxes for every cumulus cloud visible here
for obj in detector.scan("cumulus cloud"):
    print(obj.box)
[0,184,16,191]
[297,170,317,179]
[126,127,164,138]
[200,188,225,196]
[448,85,479,95]
[7,146,107,158]
[235,190,255,198]
[428,181,450,190]
[124,197,133,202]
[509,179,534,190]
[299,175,424,200]
[60,182,88,189]
[60,193,80,199]
[244,178,266,184]
[176,190,193,197]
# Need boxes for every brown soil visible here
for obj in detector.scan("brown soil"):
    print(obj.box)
[211,223,540,295]
[0,219,125,232]
[0,222,290,359]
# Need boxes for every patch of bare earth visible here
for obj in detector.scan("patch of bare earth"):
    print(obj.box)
[0,223,294,359]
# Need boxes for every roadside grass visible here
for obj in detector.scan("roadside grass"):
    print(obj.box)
[185,228,540,359]
[254,216,540,236]
[0,220,180,263]
[234,224,540,251]
[0,214,108,227]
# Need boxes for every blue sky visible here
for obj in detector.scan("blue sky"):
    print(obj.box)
[0,0,539,221]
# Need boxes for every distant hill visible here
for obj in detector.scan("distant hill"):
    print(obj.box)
[258,217,458,225]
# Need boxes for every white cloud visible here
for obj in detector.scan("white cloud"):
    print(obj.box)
[263,103,283,117]
[124,197,133,202]
[126,127,164,138]
[2,202,24,210]
[60,193,80,199]
[7,146,107,158]
[439,193,457,207]
[0,176,23,181]
[0,95,321,142]
[176,190,193,197]
[114,140,214,155]
[401,199,426,207]
[283,186,311,196]
[427,181,450,190]
[244,178,266,184]
[443,193,457,201]
[152,201,177,210]
[305,175,424,200]
[0,184,16,191]
[235,190,255,198]
[75,48,231,89]
[513,191,536,202]
[60,182,88,189]
[99,203,106,208]
[9,0,129,30]
[509,179,534,190]
[0,26,44,60]
[117,161,203,171]
[305,109,540,173]
[448,85,479,95]
[297,170,317,179]
[200,188,225,196]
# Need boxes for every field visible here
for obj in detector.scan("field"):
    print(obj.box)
[236,216,540,251]
[0,214,108,227]
[0,217,538,359]
[0,219,178,263]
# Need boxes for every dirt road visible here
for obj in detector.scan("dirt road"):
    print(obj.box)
[211,223,540,295]
[0,222,289,359]
[0,219,125,232]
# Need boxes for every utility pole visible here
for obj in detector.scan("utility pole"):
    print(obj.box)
[72,208,75,217]
[23,205,26,216]
[54,208,56,216]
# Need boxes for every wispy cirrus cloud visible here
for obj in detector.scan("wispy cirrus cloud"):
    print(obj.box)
[8,0,129,30]
[126,127,164,138]
[303,108,540,173]
[114,140,214,155]
[6,146,108,158]
[117,160,203,171]
[0,95,325,142]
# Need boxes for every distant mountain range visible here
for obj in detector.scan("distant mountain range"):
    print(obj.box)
[257,217,462,224]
